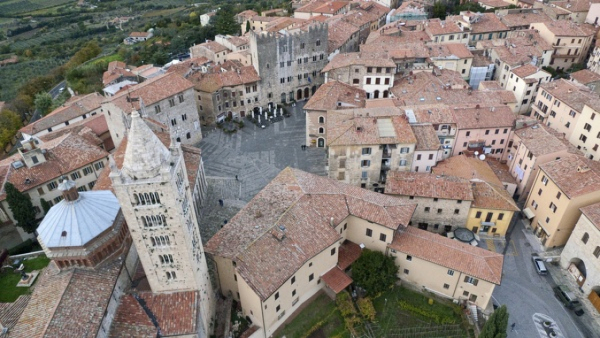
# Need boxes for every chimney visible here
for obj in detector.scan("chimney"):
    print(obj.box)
[58,177,80,202]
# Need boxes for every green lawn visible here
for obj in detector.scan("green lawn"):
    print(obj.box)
[276,293,349,338]
[0,255,50,303]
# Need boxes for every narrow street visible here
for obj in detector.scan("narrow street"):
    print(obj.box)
[493,219,596,338]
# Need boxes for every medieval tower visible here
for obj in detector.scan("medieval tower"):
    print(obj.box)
[109,111,214,335]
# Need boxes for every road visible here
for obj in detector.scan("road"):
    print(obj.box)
[492,219,595,338]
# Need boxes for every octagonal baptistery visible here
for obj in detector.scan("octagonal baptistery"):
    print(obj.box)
[37,178,131,270]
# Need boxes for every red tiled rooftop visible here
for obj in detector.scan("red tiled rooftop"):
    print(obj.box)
[321,267,353,293]
[338,241,361,270]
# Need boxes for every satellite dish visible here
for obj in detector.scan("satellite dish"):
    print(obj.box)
[474,151,479,156]
[479,154,486,161]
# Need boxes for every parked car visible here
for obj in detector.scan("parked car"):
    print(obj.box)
[553,285,585,316]
[532,256,548,275]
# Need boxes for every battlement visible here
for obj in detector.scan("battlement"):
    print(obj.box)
[250,23,328,45]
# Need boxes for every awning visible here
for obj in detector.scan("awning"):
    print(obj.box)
[321,267,353,294]
[523,208,535,219]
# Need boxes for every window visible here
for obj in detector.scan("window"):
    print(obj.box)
[366,78,372,84]
[532,200,538,209]
[403,269,409,274]
[379,233,387,242]
[171,118,177,126]
[309,273,314,281]
[95,161,105,170]
[437,208,442,214]
[454,209,460,215]
[406,255,412,261]
[469,294,478,302]
[353,79,359,84]
[276,305,281,312]
[361,160,370,167]
[464,276,478,285]
[69,171,80,180]
[169,98,175,107]
[82,166,93,175]
[366,228,373,237]
[443,283,450,289]
[466,131,470,136]
[448,269,454,276]
[331,248,336,256]
[155,105,161,114]
[538,188,543,196]
[546,217,550,223]
[400,147,410,154]
[429,154,434,160]
[362,147,371,155]
[275,292,279,300]
[582,232,589,244]
[88,181,96,189]
[178,94,184,103]
[485,130,490,135]
[475,211,481,218]
[47,181,58,191]
[594,246,600,258]
[549,202,557,213]
[424,207,430,213]
[541,176,548,185]
[316,39,321,46]
[584,123,592,132]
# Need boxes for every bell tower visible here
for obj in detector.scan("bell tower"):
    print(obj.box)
[110,111,213,335]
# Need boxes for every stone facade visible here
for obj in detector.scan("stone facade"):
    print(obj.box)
[396,195,471,233]
[249,24,329,104]
[560,204,600,296]
[110,112,214,335]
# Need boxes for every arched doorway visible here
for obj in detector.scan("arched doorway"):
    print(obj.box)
[568,258,587,287]
[383,90,389,98]
[589,286,600,313]
[297,89,303,100]
[281,93,286,103]
[312,85,317,95]
[317,138,325,147]
[374,90,380,99]
[227,111,233,119]
[253,106,260,118]
[304,88,310,98]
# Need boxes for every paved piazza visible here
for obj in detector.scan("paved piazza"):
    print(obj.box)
[196,102,327,242]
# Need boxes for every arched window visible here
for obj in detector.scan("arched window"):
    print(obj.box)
[168,254,173,263]
[166,271,172,279]
[159,255,164,264]
[171,271,177,279]
[160,236,166,246]
[151,215,158,226]
[151,237,156,246]
[141,217,148,227]
[150,193,156,204]
[155,193,161,204]
[138,194,146,205]
[582,232,589,244]
[144,193,151,205]
[318,127,324,134]
[133,194,139,205]
[318,116,325,124]
[165,236,170,246]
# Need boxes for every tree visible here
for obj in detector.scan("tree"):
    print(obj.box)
[432,1,447,19]
[352,249,398,296]
[245,20,251,33]
[4,183,37,233]
[0,109,22,150]
[214,5,239,35]
[480,305,509,338]
[34,92,53,116]
[40,198,51,215]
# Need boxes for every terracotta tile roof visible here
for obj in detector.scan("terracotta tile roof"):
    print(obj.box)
[514,123,568,157]
[538,79,597,112]
[433,155,504,186]
[326,108,417,146]
[539,154,600,199]
[129,32,151,38]
[9,263,73,338]
[365,30,432,46]
[325,16,360,52]
[0,132,109,201]
[511,64,540,78]
[470,181,519,211]
[390,227,504,284]
[581,202,600,231]
[532,20,597,37]
[570,69,600,85]
[411,124,441,151]
[108,61,126,71]
[166,57,211,77]
[498,10,552,29]
[43,260,122,337]
[485,159,517,185]
[410,105,456,125]
[323,52,396,72]
[338,240,362,270]
[386,171,474,201]
[321,267,353,293]
[38,114,109,145]
[103,67,135,86]
[106,73,194,114]
[425,18,463,35]
[236,10,258,19]
[553,0,596,12]
[0,295,30,337]
[108,295,157,338]
[205,168,416,300]
[304,80,366,111]
[452,105,515,129]
[188,65,260,93]
[20,93,103,135]
[110,291,198,336]
[478,0,512,7]
[298,1,349,14]
[459,13,509,34]
[361,38,430,58]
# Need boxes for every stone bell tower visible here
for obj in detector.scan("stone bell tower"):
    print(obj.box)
[109,111,213,335]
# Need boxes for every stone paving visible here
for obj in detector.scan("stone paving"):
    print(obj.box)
[196,102,327,243]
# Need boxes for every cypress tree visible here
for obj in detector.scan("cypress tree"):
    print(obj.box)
[5,182,37,233]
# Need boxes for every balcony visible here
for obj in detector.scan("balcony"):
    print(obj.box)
[382,151,392,159]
